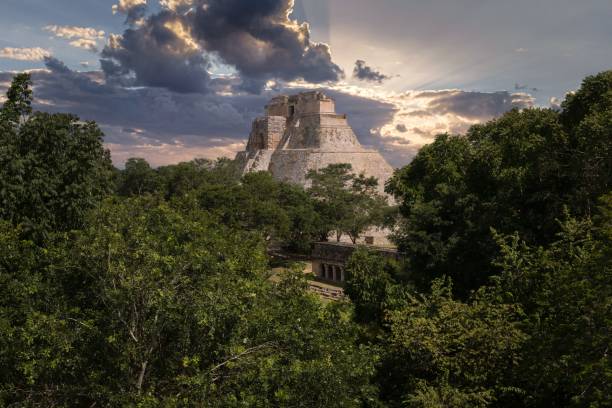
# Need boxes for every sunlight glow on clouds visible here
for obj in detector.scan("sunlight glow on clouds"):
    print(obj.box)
[159,0,193,12]
[112,0,147,15]
[0,47,51,61]
[284,79,535,164]
[45,25,106,53]
[1,0,579,168]
[106,139,246,167]
[44,25,105,40]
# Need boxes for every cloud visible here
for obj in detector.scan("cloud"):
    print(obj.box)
[112,0,147,25]
[515,83,539,92]
[0,58,392,167]
[0,47,51,61]
[425,90,533,119]
[101,0,343,94]
[159,0,192,12]
[353,60,390,83]
[0,59,262,166]
[371,89,535,165]
[112,0,147,14]
[45,25,105,53]
[44,25,105,40]
[69,39,99,52]
[549,96,562,111]
[101,11,211,93]
[0,54,536,169]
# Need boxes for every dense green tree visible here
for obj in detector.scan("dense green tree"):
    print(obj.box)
[490,199,611,407]
[388,70,612,296]
[344,248,405,326]
[346,174,389,244]
[560,71,612,215]
[0,197,378,406]
[117,157,161,196]
[308,163,389,242]
[307,163,356,241]
[157,157,241,199]
[0,73,32,125]
[278,182,325,253]
[0,73,114,236]
[384,279,526,408]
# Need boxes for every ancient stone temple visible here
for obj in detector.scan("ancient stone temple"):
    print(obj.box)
[235,91,394,194]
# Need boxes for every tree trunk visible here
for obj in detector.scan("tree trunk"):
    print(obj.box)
[136,360,148,395]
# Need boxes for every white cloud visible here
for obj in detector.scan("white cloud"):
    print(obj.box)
[44,25,105,40]
[159,0,193,12]
[112,0,147,14]
[107,34,124,50]
[0,47,51,61]
[44,25,105,53]
[69,39,99,52]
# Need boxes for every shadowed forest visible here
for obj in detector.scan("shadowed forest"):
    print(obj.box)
[0,71,610,407]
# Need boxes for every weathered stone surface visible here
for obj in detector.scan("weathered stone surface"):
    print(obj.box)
[235,91,394,194]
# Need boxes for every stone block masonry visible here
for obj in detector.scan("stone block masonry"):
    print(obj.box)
[236,91,394,195]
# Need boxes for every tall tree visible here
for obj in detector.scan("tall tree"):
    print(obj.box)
[117,157,160,196]
[0,73,114,236]
[308,164,388,243]
[0,73,32,125]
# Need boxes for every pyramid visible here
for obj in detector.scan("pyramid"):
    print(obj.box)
[235,91,394,194]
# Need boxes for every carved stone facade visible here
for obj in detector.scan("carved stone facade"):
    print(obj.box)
[235,91,394,195]
[311,242,402,284]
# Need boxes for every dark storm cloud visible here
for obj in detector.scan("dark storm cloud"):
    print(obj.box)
[353,60,390,83]
[192,0,343,84]
[124,4,147,25]
[427,90,533,119]
[101,11,212,93]
[1,62,256,144]
[101,0,343,94]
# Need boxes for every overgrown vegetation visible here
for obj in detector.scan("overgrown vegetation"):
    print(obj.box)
[0,71,610,407]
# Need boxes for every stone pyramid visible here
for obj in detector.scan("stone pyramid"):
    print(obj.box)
[235,91,394,194]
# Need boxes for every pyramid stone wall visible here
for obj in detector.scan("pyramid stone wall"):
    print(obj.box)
[235,91,394,194]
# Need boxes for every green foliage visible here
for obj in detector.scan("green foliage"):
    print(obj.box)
[117,157,161,196]
[156,157,241,199]
[1,68,610,408]
[385,278,526,407]
[491,201,612,407]
[0,198,377,406]
[0,73,114,237]
[560,71,612,215]
[0,73,32,124]
[388,70,612,296]
[344,248,405,326]
[308,163,389,243]
[116,158,326,253]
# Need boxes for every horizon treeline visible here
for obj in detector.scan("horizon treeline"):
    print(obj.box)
[0,71,610,407]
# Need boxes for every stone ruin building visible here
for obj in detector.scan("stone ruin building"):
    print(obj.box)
[235,91,394,195]
[312,242,401,284]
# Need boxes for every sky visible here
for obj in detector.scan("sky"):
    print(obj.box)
[1,0,611,168]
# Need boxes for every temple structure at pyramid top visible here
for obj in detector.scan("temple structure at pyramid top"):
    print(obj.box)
[235,91,394,194]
